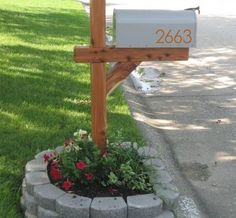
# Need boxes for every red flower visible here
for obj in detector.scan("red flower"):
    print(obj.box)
[50,160,58,169]
[62,179,74,191]
[85,172,94,181]
[75,160,86,170]
[50,166,62,181]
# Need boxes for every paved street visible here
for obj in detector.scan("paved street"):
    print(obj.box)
[80,1,236,217]
[118,2,236,218]
[81,0,236,18]
[123,14,236,217]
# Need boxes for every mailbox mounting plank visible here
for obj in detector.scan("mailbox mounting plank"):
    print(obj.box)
[74,47,189,63]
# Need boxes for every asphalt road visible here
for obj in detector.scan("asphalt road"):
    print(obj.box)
[123,15,236,218]
[120,3,236,218]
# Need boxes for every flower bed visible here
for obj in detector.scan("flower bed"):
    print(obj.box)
[21,130,179,218]
[44,130,153,200]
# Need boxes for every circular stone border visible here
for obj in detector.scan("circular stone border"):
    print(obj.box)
[21,144,179,218]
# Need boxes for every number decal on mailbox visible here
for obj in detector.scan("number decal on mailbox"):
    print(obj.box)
[183,29,192,44]
[156,29,165,43]
[174,30,182,43]
[156,29,192,45]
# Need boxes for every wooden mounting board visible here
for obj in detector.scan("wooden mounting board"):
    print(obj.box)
[74,47,189,63]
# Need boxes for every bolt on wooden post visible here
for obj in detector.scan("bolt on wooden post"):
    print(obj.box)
[74,0,197,151]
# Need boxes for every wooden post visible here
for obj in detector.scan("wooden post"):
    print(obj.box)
[90,0,107,149]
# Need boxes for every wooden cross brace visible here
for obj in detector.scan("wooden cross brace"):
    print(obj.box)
[74,0,189,150]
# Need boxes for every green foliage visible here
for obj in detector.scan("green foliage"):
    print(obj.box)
[108,172,120,185]
[48,130,153,194]
[101,143,153,192]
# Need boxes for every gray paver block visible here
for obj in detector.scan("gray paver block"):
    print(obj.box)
[25,172,50,195]
[138,146,158,158]
[127,194,163,218]
[156,210,174,218]
[121,142,139,150]
[55,146,63,154]
[56,193,91,218]
[34,183,65,211]
[157,171,173,184]
[34,150,54,160]
[24,191,38,215]
[20,196,26,211]
[133,142,138,149]
[22,178,26,195]
[121,141,132,149]
[25,159,47,173]
[149,170,173,185]
[162,183,179,193]
[156,189,180,206]
[25,210,37,218]
[91,197,127,218]
[153,183,179,195]
[38,206,59,218]
[143,158,165,170]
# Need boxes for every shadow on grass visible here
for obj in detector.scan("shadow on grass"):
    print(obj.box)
[0,4,92,217]
[0,3,143,217]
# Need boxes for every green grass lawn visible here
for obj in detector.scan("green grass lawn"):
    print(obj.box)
[0,0,143,217]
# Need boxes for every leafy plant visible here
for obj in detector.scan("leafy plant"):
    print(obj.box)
[45,130,153,197]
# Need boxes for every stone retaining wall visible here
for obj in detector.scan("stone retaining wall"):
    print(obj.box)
[21,145,179,218]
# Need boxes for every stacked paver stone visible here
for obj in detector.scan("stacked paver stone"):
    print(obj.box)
[21,144,179,218]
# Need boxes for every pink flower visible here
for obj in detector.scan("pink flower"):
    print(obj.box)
[62,179,74,191]
[43,153,53,162]
[75,160,86,170]
[64,139,74,147]
[85,172,94,181]
[101,149,108,158]
[107,187,118,194]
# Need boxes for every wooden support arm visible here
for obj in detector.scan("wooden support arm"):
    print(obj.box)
[74,47,189,63]
[106,61,141,95]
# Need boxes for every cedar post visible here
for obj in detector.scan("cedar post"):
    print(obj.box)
[90,0,107,150]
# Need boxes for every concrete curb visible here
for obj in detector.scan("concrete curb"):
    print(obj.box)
[21,145,178,217]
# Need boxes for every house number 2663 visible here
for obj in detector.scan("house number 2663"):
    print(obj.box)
[156,29,192,44]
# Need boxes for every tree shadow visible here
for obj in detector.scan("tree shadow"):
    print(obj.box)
[0,4,92,217]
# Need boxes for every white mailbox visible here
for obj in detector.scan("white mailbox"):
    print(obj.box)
[113,9,197,48]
